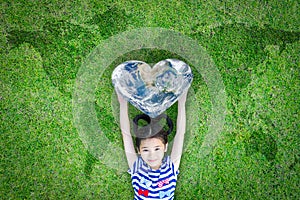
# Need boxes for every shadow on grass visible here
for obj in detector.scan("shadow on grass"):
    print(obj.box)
[6,23,299,180]
[84,151,98,179]
[6,6,131,97]
[191,24,299,99]
[7,23,299,97]
[88,6,131,39]
[245,129,277,162]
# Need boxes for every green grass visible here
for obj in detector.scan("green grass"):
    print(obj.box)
[1,0,299,199]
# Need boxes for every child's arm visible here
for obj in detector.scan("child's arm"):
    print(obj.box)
[117,91,137,170]
[170,91,187,171]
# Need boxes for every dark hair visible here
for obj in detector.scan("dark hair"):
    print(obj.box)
[133,113,173,150]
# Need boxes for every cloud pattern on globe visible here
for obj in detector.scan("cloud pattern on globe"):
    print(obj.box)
[112,59,193,118]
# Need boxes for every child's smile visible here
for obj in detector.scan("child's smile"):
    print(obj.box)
[138,138,167,170]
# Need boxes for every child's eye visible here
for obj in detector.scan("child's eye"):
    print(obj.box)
[142,149,148,152]
[155,148,160,151]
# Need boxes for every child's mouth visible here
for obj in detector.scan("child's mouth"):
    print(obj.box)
[148,159,157,163]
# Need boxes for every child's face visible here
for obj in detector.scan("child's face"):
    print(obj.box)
[138,138,167,170]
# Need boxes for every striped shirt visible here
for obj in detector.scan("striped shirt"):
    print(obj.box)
[128,156,179,200]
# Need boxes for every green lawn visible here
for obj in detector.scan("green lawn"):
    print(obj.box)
[1,0,299,199]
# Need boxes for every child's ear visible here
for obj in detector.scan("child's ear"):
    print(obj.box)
[164,143,168,152]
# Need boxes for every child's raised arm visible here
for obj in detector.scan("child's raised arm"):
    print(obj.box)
[117,91,137,170]
[170,91,187,171]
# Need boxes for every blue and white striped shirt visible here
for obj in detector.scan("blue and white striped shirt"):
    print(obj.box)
[128,156,179,200]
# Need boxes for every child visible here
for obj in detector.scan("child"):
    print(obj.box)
[117,90,187,200]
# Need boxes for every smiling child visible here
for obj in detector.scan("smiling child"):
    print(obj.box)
[117,90,187,199]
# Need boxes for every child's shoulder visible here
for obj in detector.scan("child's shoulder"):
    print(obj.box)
[162,156,179,176]
[127,156,143,175]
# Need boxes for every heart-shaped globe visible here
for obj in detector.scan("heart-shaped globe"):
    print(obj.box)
[112,59,193,118]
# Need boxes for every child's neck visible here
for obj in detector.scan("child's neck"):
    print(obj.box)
[149,162,162,170]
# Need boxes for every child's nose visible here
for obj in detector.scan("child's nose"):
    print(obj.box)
[149,150,155,157]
